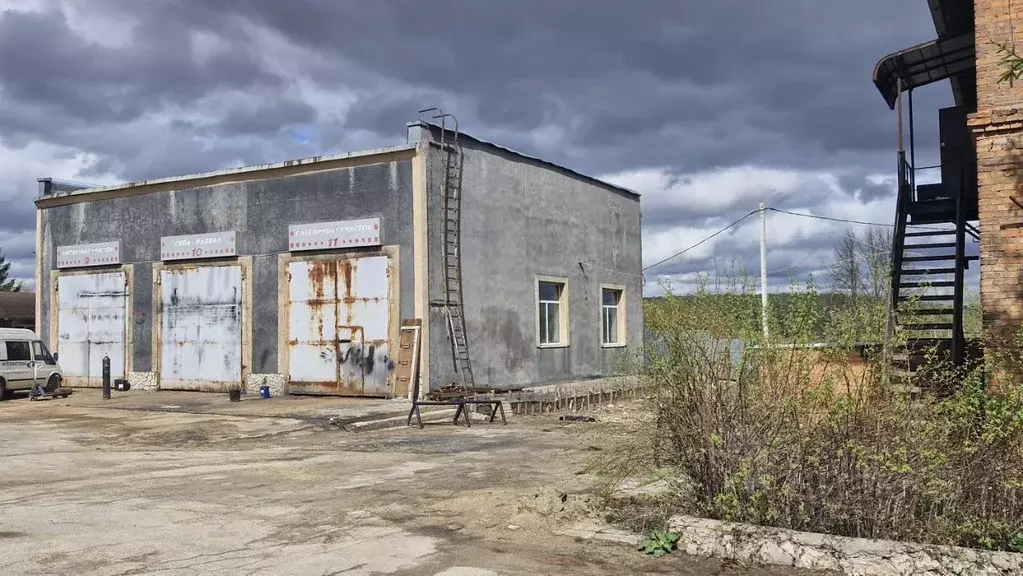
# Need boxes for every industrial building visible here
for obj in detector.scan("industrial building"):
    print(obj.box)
[33,120,642,397]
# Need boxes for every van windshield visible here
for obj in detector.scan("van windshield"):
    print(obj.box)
[32,341,56,365]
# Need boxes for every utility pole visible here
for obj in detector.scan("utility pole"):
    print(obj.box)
[759,202,769,338]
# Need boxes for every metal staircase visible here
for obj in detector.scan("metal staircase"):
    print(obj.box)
[888,151,977,383]
[872,7,981,390]
[420,109,476,392]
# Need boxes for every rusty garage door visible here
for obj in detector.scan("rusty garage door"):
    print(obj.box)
[288,256,392,396]
[159,266,243,391]
[57,272,127,387]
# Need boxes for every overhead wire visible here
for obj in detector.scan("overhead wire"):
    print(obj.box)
[642,208,761,272]
[643,204,963,273]
[765,207,961,233]
[765,207,896,228]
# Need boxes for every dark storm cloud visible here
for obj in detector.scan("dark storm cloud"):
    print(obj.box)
[0,0,947,178]
[0,0,955,287]
[196,0,947,173]
[838,174,897,204]
[0,8,280,128]
[343,91,449,135]
[215,98,319,137]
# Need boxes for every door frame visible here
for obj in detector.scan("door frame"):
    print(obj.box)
[152,257,253,392]
[278,245,400,397]
[49,265,134,388]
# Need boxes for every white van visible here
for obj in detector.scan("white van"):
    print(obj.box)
[0,328,64,399]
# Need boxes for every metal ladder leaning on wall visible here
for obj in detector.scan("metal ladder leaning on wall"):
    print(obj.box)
[421,108,476,393]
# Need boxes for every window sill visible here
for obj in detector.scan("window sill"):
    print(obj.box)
[601,343,627,349]
[537,343,570,349]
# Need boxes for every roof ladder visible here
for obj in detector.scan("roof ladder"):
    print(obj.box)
[421,109,476,393]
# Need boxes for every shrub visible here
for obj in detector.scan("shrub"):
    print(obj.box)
[609,273,1023,552]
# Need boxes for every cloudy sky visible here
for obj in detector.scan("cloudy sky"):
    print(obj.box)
[0,0,967,294]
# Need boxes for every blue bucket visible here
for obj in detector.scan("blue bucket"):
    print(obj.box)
[259,385,271,399]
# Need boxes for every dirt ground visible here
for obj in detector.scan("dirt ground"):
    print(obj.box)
[0,391,820,575]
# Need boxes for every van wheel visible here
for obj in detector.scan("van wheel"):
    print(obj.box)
[0,378,8,401]
[45,375,61,394]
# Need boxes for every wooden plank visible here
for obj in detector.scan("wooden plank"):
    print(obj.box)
[394,319,422,399]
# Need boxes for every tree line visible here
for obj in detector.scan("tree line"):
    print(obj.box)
[0,248,23,292]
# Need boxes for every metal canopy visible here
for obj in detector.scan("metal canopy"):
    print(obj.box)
[873,33,975,109]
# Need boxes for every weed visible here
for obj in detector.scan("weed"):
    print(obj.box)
[995,41,1023,86]
[637,528,681,557]
[602,269,1023,552]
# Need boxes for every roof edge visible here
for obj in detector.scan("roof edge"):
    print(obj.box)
[36,144,417,207]
[407,120,640,199]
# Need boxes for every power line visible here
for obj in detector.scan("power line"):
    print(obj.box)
[766,207,958,233]
[645,217,861,274]
[642,209,760,271]
[643,205,963,274]
[766,207,895,227]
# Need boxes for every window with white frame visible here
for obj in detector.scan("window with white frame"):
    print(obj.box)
[537,279,567,346]
[602,287,624,346]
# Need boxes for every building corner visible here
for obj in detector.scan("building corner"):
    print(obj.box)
[410,125,432,397]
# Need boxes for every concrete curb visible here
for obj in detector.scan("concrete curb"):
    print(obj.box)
[668,515,1023,576]
[559,517,1023,575]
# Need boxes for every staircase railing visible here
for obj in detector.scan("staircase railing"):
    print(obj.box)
[886,151,912,341]
[952,165,967,367]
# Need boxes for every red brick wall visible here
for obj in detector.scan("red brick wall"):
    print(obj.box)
[975,0,1023,111]
[972,1,1023,352]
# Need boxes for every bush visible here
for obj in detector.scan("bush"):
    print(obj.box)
[610,273,1023,552]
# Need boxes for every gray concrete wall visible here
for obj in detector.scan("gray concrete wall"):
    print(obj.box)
[417,126,643,389]
[38,159,415,377]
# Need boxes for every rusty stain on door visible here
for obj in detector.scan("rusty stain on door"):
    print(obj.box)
[288,256,393,396]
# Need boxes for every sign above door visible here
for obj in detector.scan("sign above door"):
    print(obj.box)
[288,218,381,251]
[161,231,237,261]
[56,241,121,268]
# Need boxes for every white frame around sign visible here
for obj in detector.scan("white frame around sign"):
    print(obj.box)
[288,218,382,252]
[56,241,121,269]
[160,231,237,261]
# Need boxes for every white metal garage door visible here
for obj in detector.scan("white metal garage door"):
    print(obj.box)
[288,256,391,396]
[160,266,243,391]
[57,272,127,387]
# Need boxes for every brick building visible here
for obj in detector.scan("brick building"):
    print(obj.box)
[873,0,1022,375]
[971,1,1023,345]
